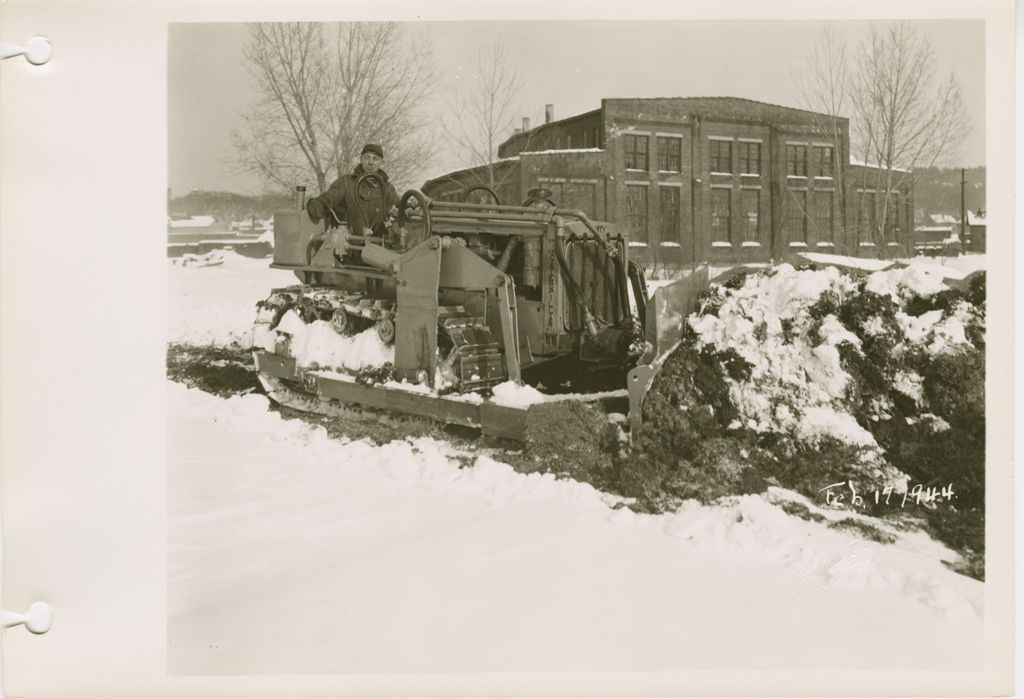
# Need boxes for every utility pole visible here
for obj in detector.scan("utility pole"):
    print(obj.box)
[960,168,967,247]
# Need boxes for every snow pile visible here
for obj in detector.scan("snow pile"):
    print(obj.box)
[688,262,981,454]
[689,264,871,448]
[795,252,892,272]
[170,250,228,268]
[490,380,547,407]
[255,226,275,245]
[865,264,947,300]
[263,310,394,372]
[168,381,983,674]
[629,259,986,530]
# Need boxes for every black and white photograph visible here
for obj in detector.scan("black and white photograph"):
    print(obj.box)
[0,2,1014,696]
[165,17,995,677]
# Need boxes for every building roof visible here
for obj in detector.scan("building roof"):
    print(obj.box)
[929,213,959,225]
[967,210,987,226]
[849,156,910,174]
[498,97,845,155]
[518,148,604,156]
[604,96,846,124]
[420,158,519,191]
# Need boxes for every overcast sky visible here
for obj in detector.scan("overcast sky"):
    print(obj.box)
[168,19,985,196]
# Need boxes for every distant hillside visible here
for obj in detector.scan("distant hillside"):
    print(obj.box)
[169,190,295,223]
[911,167,985,223]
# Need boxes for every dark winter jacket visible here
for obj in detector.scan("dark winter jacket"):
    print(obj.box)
[306,165,400,233]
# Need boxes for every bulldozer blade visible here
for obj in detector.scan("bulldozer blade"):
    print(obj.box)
[628,263,710,443]
[254,351,529,441]
[644,263,709,362]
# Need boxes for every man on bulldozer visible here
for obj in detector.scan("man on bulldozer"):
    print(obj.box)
[305,143,400,234]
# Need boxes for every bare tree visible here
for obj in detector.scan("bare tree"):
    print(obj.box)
[795,24,850,151]
[441,42,527,193]
[793,25,851,247]
[850,22,970,248]
[234,22,437,194]
[796,22,969,250]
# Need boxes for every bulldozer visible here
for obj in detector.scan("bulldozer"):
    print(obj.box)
[252,178,707,441]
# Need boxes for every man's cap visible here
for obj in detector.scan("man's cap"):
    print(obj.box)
[361,144,384,159]
[527,186,553,201]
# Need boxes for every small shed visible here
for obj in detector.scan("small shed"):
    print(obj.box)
[966,210,986,253]
[912,225,959,256]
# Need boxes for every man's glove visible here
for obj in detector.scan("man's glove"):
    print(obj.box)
[306,198,326,224]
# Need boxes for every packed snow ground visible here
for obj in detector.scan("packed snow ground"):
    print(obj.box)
[169,250,295,347]
[168,382,982,674]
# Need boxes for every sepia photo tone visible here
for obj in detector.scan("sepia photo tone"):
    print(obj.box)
[166,19,990,676]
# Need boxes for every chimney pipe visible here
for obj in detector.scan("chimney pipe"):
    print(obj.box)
[545,104,554,124]
[522,116,530,131]
[295,186,307,210]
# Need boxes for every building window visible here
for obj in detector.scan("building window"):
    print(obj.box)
[815,191,834,243]
[659,187,680,241]
[788,190,808,242]
[566,134,573,149]
[541,180,596,216]
[816,146,834,177]
[710,188,732,243]
[738,142,761,175]
[710,139,732,173]
[786,144,807,177]
[657,136,682,172]
[594,128,602,149]
[625,184,649,243]
[624,135,648,170]
[583,130,591,148]
[741,189,760,242]
[859,190,877,243]
[563,181,596,216]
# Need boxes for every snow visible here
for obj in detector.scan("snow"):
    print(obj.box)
[168,214,216,229]
[893,370,925,403]
[273,315,394,371]
[168,382,983,674]
[900,253,986,277]
[690,265,892,451]
[255,226,275,245]
[866,265,947,299]
[849,156,909,173]
[168,251,293,347]
[490,380,548,407]
[488,381,626,408]
[518,148,605,155]
[796,251,892,272]
[797,405,877,447]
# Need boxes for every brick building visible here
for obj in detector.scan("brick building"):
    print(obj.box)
[421,97,913,268]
